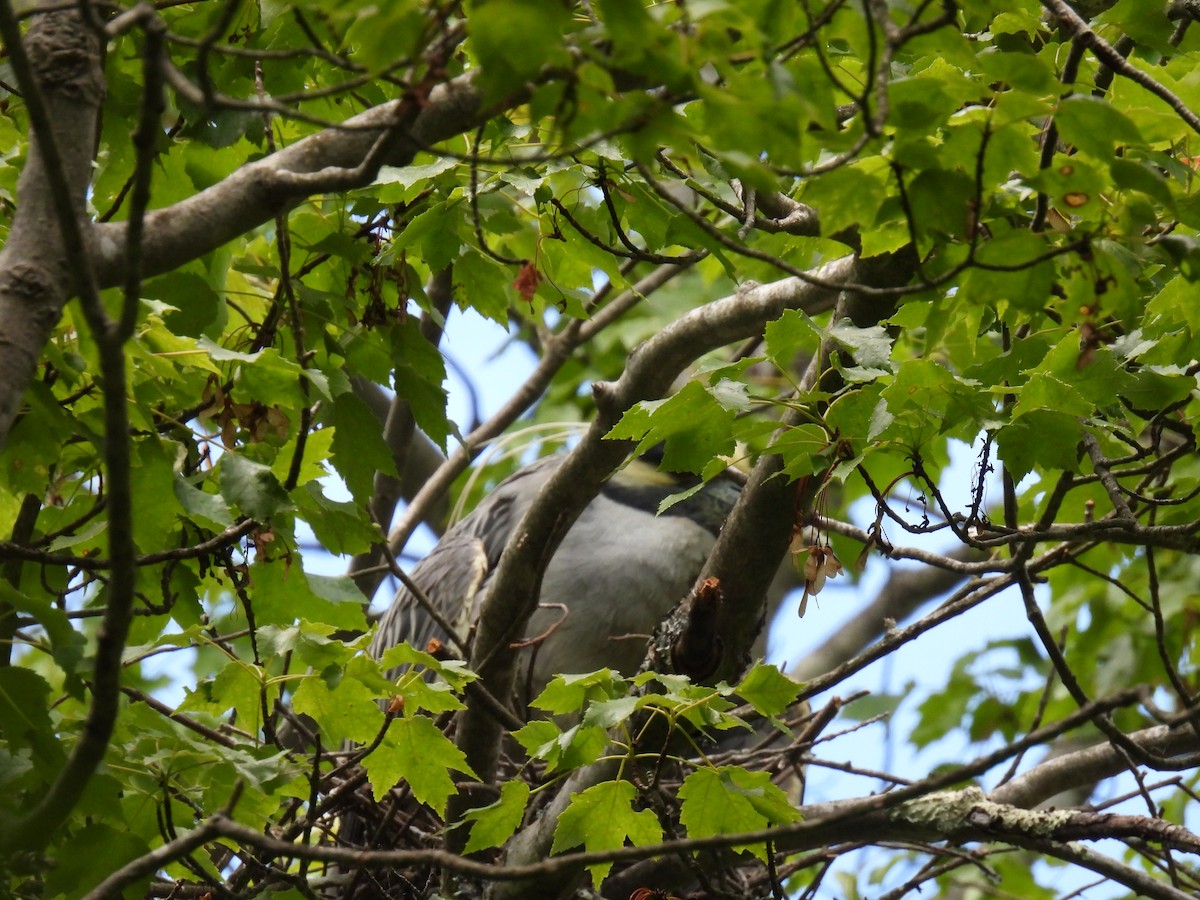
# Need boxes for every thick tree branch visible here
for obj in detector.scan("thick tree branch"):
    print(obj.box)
[90,70,499,288]
[682,250,916,685]
[0,2,104,445]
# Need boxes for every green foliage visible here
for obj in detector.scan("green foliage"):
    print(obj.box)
[677,767,800,860]
[551,780,663,884]
[3,0,1200,896]
[607,379,741,472]
[363,715,476,812]
[462,779,531,853]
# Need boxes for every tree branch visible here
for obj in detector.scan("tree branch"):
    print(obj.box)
[0,1,104,445]
[90,70,502,288]
[0,1,143,854]
[990,721,1200,808]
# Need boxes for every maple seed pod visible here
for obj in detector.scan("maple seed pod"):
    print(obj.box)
[796,544,843,618]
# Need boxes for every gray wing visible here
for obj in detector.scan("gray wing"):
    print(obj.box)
[369,456,562,661]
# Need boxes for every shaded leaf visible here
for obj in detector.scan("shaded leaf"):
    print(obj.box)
[463,780,531,853]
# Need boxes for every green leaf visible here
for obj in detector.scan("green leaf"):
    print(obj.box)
[454,249,512,323]
[0,583,83,674]
[396,201,459,269]
[462,780,531,853]
[1054,95,1143,159]
[768,423,831,479]
[198,339,308,401]
[130,437,186,551]
[638,673,745,731]
[595,0,656,56]
[174,474,234,529]
[512,718,611,773]
[377,641,478,692]
[842,689,906,723]
[581,695,639,729]
[143,270,224,338]
[826,319,895,372]
[293,481,380,556]
[1110,158,1175,210]
[271,425,335,488]
[46,517,107,553]
[210,660,273,738]
[292,670,385,745]
[359,652,469,715]
[1019,334,1133,414]
[1013,372,1093,419]
[374,157,458,193]
[468,0,573,104]
[362,715,476,814]
[249,561,368,631]
[606,380,737,472]
[218,453,294,521]
[512,719,561,758]
[44,823,153,899]
[735,664,803,720]
[994,410,1083,482]
[390,318,451,452]
[878,358,991,445]
[0,668,63,768]
[709,377,752,413]
[763,307,819,369]
[397,676,469,716]
[678,766,801,860]
[905,169,978,241]
[328,390,397,504]
[531,669,627,715]
[1023,154,1108,219]
[959,230,1055,313]
[552,780,663,884]
[343,5,429,72]
[259,622,359,671]
[800,158,891,239]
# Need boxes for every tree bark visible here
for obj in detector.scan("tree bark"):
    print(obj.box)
[0,6,104,444]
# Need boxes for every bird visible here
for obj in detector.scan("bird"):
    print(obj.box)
[337,453,788,870]
[368,452,745,700]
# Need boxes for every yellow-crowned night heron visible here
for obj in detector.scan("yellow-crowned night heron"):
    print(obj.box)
[369,454,743,693]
